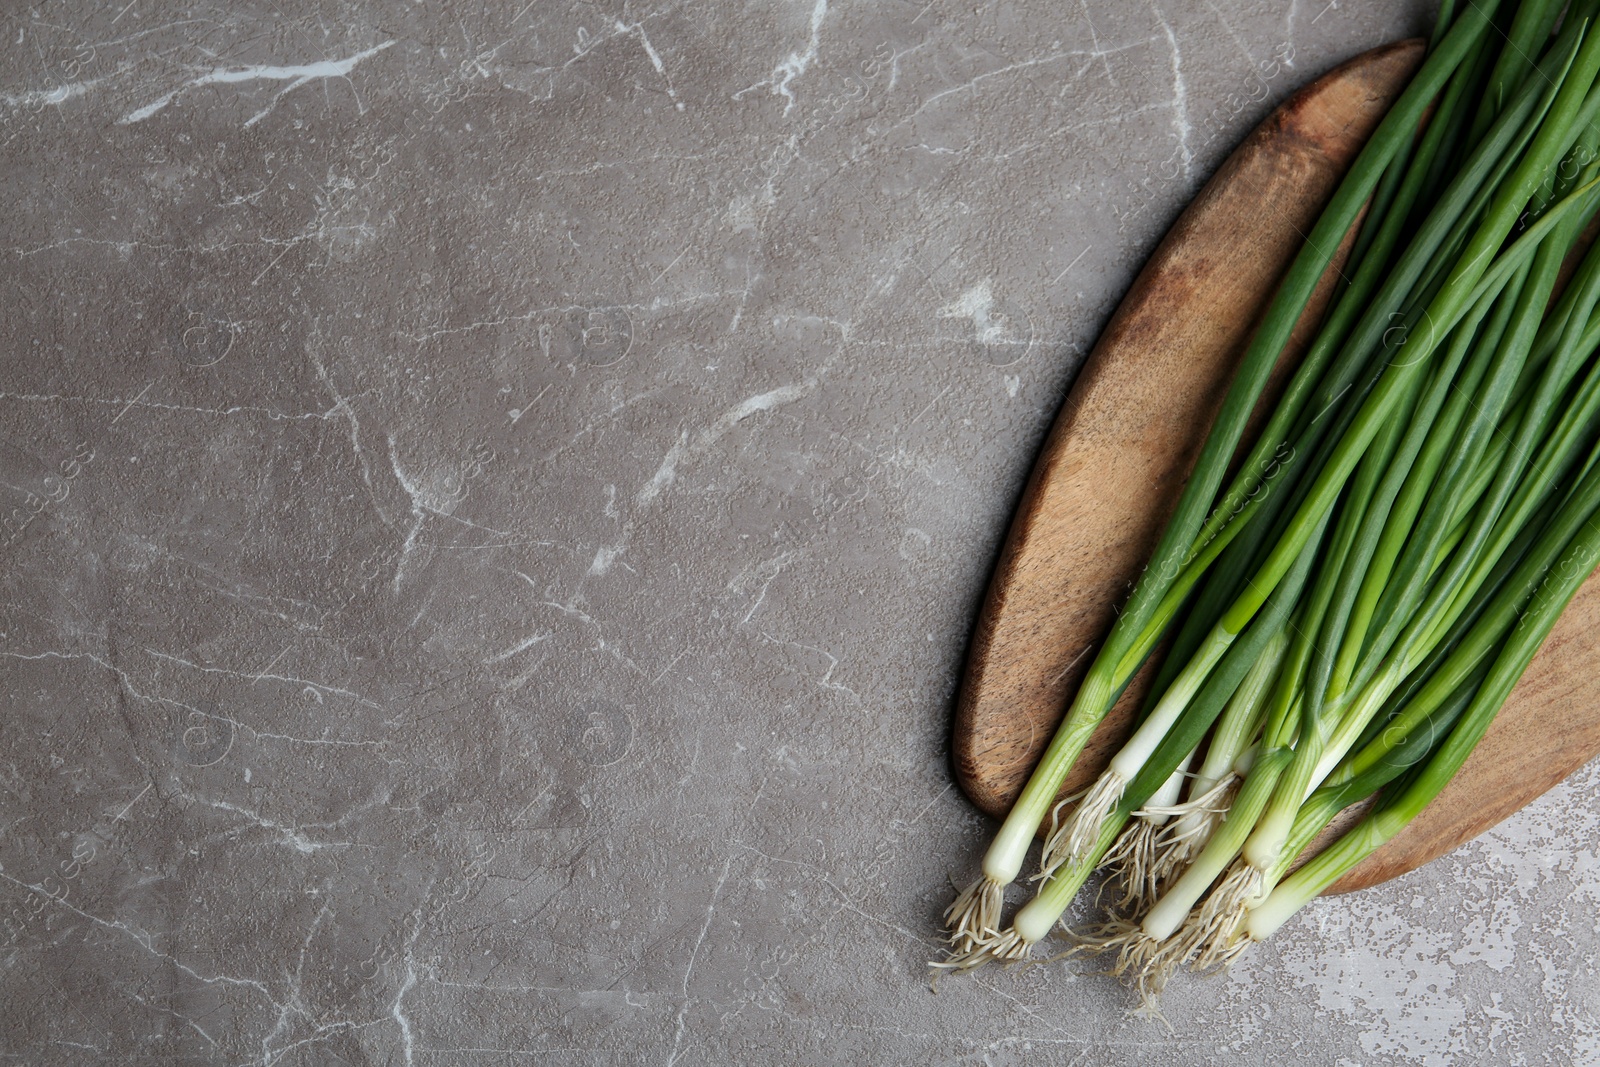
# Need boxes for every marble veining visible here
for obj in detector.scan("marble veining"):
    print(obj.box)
[4,1,1596,1064]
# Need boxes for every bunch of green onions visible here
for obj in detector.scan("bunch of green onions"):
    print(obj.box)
[939,0,1600,996]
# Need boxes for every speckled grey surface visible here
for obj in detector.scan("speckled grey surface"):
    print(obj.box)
[4,1,1598,1064]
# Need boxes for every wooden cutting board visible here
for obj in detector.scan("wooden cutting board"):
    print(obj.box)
[952,38,1600,895]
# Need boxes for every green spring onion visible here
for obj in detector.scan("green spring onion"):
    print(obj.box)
[937,0,1600,998]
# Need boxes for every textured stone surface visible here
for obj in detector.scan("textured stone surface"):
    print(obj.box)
[3,1,1597,1064]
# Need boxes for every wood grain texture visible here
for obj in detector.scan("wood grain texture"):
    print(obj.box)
[952,37,1600,896]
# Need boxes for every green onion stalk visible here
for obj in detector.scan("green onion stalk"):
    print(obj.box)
[939,0,1509,960]
[1250,468,1600,940]
[1027,53,1600,969]
[937,0,1600,989]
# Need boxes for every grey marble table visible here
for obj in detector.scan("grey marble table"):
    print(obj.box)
[4,1,1598,1064]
